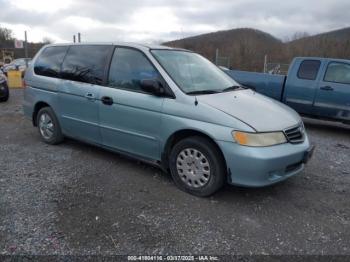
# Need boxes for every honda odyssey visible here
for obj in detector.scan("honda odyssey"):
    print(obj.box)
[23,43,314,196]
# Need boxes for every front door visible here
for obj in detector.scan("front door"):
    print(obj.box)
[314,61,350,121]
[99,47,164,160]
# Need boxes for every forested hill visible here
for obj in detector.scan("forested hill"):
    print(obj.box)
[164,27,350,72]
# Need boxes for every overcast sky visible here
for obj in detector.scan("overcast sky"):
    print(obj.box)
[0,0,349,43]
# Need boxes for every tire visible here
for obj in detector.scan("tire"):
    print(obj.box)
[169,136,226,197]
[36,107,64,145]
[0,82,9,102]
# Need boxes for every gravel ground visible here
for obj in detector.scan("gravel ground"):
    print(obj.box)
[0,89,349,256]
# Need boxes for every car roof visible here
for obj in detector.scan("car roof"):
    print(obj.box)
[294,57,350,64]
[44,42,190,52]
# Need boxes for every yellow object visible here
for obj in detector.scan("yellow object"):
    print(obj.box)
[7,70,23,88]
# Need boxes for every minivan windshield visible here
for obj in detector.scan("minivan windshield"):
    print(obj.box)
[151,50,240,94]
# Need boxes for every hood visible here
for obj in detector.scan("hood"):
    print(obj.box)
[197,89,300,132]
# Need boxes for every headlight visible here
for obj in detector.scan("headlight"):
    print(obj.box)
[233,131,287,147]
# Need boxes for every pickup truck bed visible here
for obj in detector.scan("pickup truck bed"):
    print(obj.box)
[226,70,286,101]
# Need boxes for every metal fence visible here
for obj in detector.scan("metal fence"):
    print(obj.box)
[264,63,290,75]
[214,49,231,69]
[216,56,231,69]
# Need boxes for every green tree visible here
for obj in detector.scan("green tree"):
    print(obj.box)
[0,25,13,42]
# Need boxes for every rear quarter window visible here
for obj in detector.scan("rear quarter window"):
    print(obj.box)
[34,46,68,78]
[297,60,321,80]
[60,45,112,85]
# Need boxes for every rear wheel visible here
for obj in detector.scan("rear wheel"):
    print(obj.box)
[37,107,64,144]
[169,136,226,197]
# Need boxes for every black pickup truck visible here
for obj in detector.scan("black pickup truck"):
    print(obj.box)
[0,71,9,102]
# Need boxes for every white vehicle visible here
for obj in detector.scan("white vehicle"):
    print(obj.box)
[2,58,31,76]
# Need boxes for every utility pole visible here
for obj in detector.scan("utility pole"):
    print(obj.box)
[78,33,81,43]
[215,48,219,65]
[24,31,28,66]
[263,54,268,73]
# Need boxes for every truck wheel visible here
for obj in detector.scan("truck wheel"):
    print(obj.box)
[0,82,9,102]
[169,136,226,197]
[36,107,64,145]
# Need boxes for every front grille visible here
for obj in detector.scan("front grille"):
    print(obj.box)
[284,123,305,144]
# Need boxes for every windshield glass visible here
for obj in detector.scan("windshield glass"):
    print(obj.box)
[151,50,239,94]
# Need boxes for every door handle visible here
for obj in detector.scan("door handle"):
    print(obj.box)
[320,86,334,91]
[85,93,96,101]
[101,96,113,105]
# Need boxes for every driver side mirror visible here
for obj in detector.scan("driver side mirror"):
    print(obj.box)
[140,79,165,96]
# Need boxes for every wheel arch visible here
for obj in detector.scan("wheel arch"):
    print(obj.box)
[32,101,51,126]
[161,129,227,173]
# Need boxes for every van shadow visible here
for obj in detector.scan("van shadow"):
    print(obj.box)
[63,137,174,182]
[212,179,296,204]
[65,138,290,194]
[61,137,297,202]
[65,139,299,211]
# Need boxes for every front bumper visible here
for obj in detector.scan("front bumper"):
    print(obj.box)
[217,135,312,187]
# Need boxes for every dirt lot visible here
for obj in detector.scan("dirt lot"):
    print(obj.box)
[0,89,349,256]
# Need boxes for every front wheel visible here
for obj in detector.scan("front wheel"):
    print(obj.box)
[169,136,226,197]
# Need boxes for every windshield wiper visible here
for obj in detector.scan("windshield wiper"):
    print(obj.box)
[221,85,243,92]
[187,90,221,95]
[187,86,243,95]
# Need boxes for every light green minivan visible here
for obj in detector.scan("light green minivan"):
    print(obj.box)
[24,43,313,196]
